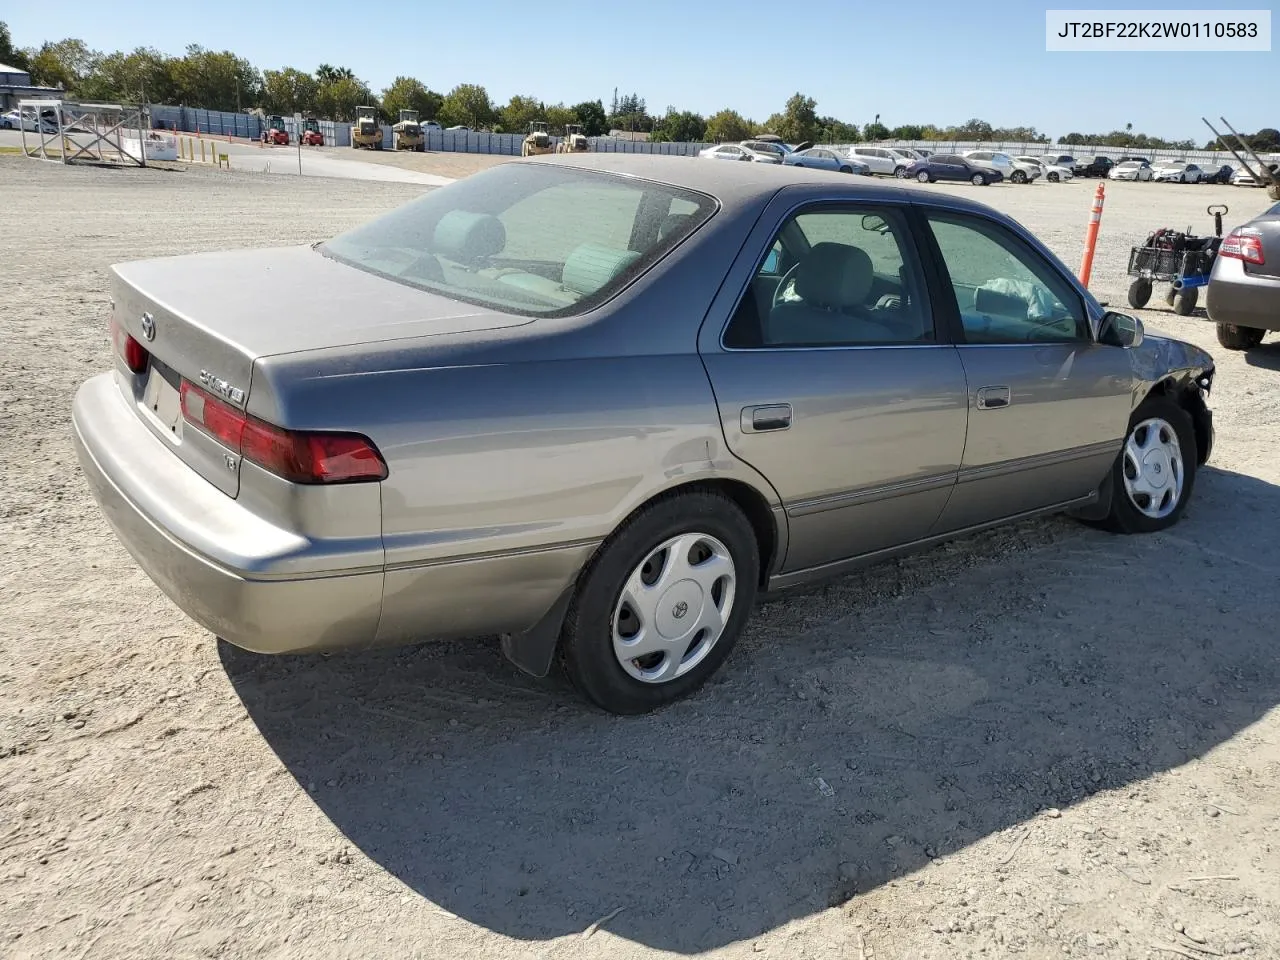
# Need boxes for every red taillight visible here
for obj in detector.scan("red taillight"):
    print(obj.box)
[180,381,387,484]
[1220,229,1265,265]
[109,318,149,374]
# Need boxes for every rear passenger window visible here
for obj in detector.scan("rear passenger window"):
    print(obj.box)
[724,207,932,349]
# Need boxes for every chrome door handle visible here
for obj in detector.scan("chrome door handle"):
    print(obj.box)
[975,385,1011,410]
[741,403,793,433]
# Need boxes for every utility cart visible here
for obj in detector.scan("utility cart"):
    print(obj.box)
[1126,204,1228,316]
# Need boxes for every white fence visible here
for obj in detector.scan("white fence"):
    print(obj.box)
[143,104,1261,167]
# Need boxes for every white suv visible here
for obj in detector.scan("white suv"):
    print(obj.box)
[963,150,1028,182]
[847,146,915,176]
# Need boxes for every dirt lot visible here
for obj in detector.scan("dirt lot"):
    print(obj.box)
[1,156,1278,960]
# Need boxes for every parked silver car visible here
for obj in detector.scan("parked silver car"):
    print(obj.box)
[74,155,1216,714]
[783,147,870,175]
[1205,201,1280,350]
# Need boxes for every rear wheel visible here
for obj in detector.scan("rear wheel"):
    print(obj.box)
[1099,395,1197,534]
[559,492,760,715]
[1216,323,1266,350]
[1172,288,1198,315]
[1127,278,1152,309]
[916,170,931,183]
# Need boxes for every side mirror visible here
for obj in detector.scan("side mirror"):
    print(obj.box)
[861,214,889,234]
[1097,311,1144,348]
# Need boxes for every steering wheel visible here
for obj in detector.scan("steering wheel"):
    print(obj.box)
[772,261,802,309]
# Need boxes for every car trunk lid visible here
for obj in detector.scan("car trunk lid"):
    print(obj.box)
[109,244,531,496]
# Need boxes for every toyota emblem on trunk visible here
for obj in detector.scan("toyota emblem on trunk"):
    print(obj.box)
[139,312,156,341]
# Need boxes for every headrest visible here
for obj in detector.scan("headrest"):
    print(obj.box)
[433,210,506,263]
[658,213,694,240]
[562,243,641,297]
[795,243,874,308]
[974,285,1028,319]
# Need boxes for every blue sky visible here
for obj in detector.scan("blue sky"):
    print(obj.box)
[5,1,1274,141]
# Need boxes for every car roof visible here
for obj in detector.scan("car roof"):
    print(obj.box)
[522,153,1000,215]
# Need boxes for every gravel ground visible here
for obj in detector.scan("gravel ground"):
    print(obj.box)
[2,156,1278,960]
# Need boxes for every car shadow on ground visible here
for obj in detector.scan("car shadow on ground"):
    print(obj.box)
[222,465,1280,954]
[1244,340,1280,371]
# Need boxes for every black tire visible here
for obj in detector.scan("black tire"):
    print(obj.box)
[839,165,852,174]
[559,491,760,715]
[1164,286,1177,307]
[1048,171,1059,182]
[1216,323,1265,350]
[374,140,383,151]
[916,170,931,183]
[1172,288,1198,315]
[971,173,985,186]
[1099,395,1198,534]
[1127,278,1152,309]
[894,165,906,177]
[1011,169,1027,184]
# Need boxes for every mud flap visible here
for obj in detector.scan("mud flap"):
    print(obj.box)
[499,586,575,678]
[1067,470,1114,522]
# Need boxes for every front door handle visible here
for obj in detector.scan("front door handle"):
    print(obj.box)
[975,385,1011,410]
[741,403,793,433]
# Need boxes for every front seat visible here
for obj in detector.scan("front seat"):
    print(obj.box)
[764,242,894,345]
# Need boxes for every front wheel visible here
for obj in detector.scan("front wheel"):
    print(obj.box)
[1011,169,1027,184]
[1216,323,1265,350]
[1127,277,1152,308]
[894,166,906,177]
[1048,171,1059,182]
[839,165,852,174]
[917,170,931,183]
[558,491,760,715]
[971,173,985,186]
[1172,288,1198,315]
[1099,395,1197,534]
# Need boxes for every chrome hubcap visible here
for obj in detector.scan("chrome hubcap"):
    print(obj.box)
[1122,418,1184,519]
[612,533,736,684]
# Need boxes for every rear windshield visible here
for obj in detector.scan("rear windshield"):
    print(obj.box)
[321,164,716,317]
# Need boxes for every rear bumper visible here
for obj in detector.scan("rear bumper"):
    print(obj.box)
[73,373,384,654]
[72,373,596,656]
[1206,261,1280,332]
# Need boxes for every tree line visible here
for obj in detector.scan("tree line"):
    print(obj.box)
[3,23,1275,151]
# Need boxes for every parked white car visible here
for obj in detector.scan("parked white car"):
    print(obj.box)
[963,150,1021,181]
[1108,160,1155,182]
[1231,162,1279,187]
[697,143,780,164]
[846,146,915,176]
[1152,161,1203,183]
[1016,156,1073,183]
[1,109,57,133]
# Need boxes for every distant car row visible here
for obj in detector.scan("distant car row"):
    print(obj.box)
[1107,157,1270,186]
[695,141,1275,190]
[697,141,1077,186]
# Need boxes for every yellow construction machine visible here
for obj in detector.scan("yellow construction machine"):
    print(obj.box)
[521,121,554,157]
[393,110,425,151]
[351,106,383,150]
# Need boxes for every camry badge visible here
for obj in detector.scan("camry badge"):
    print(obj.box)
[198,370,246,405]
